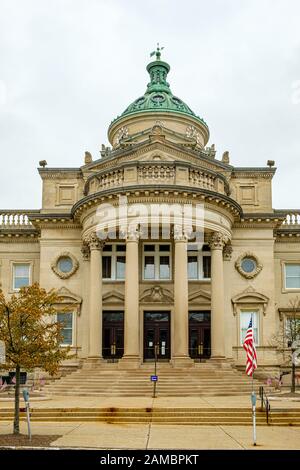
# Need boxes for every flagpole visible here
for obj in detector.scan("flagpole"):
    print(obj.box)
[251,313,257,446]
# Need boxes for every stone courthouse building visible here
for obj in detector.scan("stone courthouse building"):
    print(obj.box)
[1,48,300,372]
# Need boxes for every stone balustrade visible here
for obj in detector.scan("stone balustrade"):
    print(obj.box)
[86,162,227,196]
[282,211,300,226]
[0,211,36,227]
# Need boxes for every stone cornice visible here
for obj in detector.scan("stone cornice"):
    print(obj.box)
[232,167,276,179]
[38,168,82,180]
[0,233,39,242]
[72,185,243,220]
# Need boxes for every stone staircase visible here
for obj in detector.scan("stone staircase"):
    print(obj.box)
[1,406,300,426]
[43,362,267,397]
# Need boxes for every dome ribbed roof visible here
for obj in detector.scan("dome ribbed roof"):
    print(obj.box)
[110,48,208,128]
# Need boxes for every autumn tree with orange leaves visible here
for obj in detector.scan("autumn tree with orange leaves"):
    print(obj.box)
[0,284,70,434]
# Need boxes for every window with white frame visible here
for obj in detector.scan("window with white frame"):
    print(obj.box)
[143,243,171,280]
[187,244,211,280]
[13,263,30,290]
[102,244,126,280]
[240,311,259,346]
[285,264,300,289]
[57,312,73,345]
[285,316,300,347]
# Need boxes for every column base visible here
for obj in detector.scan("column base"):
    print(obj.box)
[82,357,104,369]
[171,356,194,368]
[118,356,141,369]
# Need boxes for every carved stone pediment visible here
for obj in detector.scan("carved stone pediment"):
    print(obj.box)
[56,287,82,305]
[56,287,82,315]
[140,286,173,304]
[188,289,211,305]
[102,290,125,304]
[231,286,269,316]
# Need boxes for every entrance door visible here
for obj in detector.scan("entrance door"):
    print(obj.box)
[189,311,211,360]
[144,311,170,361]
[102,311,124,360]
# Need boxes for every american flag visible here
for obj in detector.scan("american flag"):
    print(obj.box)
[243,317,257,376]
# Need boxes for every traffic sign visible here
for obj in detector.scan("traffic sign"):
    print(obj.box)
[150,375,158,382]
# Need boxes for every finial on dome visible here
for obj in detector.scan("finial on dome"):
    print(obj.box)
[150,43,164,61]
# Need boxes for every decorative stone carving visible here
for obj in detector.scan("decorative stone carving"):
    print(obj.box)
[186,125,201,146]
[85,232,105,250]
[173,224,191,241]
[208,232,228,250]
[231,286,269,316]
[140,286,173,304]
[115,126,129,146]
[51,252,79,280]
[56,286,82,315]
[235,252,262,279]
[81,242,90,261]
[223,242,233,261]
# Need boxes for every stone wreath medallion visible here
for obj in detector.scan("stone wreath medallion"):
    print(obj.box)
[51,252,79,279]
[235,252,263,279]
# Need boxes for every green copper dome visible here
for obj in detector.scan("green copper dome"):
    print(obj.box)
[111,47,207,128]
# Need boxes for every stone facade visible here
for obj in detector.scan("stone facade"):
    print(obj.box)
[1,50,300,370]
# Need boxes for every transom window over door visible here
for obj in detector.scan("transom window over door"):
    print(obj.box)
[240,311,259,346]
[285,264,300,289]
[102,244,126,280]
[13,263,30,290]
[187,244,211,280]
[143,244,171,280]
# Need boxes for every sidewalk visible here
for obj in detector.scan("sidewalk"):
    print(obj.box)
[1,420,300,449]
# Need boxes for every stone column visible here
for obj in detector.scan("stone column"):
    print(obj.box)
[80,241,90,358]
[86,233,103,360]
[173,226,193,366]
[209,232,227,359]
[120,226,140,368]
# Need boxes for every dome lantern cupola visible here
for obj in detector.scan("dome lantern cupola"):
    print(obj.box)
[108,45,209,148]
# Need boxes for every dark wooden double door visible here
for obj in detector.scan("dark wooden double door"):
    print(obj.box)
[102,311,124,360]
[189,311,211,360]
[144,311,171,361]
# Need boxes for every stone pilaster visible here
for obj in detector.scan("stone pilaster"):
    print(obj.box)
[209,232,228,359]
[80,241,90,358]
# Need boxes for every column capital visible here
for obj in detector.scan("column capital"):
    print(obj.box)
[85,232,105,251]
[81,241,90,261]
[208,231,228,250]
[173,224,191,242]
[223,242,233,261]
[121,224,140,242]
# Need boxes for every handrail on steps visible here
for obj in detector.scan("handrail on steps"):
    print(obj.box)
[259,386,271,424]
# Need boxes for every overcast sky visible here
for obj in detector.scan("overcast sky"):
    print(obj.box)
[0,0,299,209]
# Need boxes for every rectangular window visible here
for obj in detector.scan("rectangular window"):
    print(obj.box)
[57,312,73,345]
[159,256,170,279]
[102,244,126,280]
[144,256,155,279]
[188,256,198,279]
[13,263,30,290]
[187,246,211,280]
[240,311,259,346]
[285,317,300,347]
[143,243,171,280]
[116,256,126,279]
[203,256,211,279]
[102,256,112,279]
[285,264,300,289]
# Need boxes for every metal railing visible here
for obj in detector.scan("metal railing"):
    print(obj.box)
[259,386,271,424]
